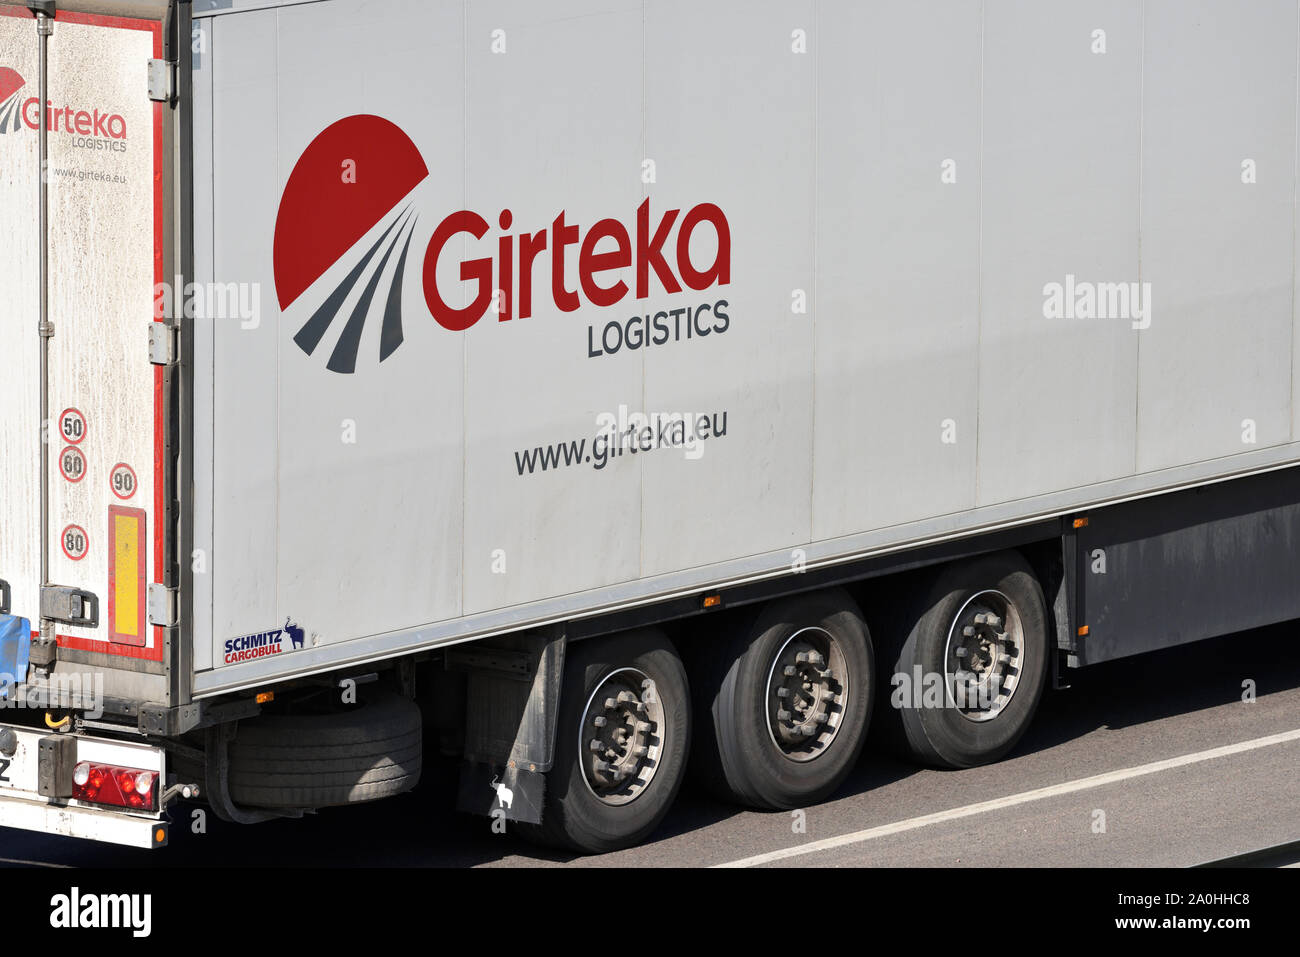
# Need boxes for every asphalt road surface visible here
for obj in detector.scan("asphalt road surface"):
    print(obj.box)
[3,622,1299,868]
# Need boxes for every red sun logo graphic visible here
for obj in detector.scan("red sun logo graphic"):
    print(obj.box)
[273,114,428,373]
[0,67,27,134]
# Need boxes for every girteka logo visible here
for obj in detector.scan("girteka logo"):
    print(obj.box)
[0,67,25,134]
[273,114,731,374]
[0,65,127,139]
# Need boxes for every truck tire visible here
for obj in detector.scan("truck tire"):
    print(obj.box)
[885,551,1049,769]
[520,629,690,854]
[693,588,875,809]
[227,688,422,809]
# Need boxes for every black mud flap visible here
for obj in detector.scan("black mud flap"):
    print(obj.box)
[451,628,565,825]
[456,762,546,825]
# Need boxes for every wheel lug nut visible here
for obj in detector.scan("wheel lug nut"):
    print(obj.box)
[783,665,797,677]
[617,691,636,704]
[955,647,968,658]
[776,687,790,698]
[632,745,647,758]
[588,739,603,752]
[593,715,607,727]
[777,709,792,722]
[962,625,975,637]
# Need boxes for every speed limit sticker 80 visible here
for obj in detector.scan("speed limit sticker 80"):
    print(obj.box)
[61,524,89,561]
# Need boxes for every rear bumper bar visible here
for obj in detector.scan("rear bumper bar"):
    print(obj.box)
[0,793,166,849]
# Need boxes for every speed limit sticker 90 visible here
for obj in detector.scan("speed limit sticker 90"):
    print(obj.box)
[61,524,89,561]
[110,463,138,500]
[58,408,86,445]
[59,446,87,483]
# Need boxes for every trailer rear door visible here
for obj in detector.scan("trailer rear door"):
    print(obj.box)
[0,6,166,679]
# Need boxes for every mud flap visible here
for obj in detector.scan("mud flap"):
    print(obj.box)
[0,614,31,698]
[452,629,565,825]
[457,762,546,826]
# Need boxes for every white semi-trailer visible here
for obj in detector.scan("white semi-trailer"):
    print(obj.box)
[2,0,1299,853]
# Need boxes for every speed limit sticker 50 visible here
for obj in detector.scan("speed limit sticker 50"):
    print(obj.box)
[110,463,138,500]
[57,408,86,445]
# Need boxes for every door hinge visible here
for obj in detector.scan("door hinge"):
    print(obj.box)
[148,583,178,628]
[149,322,176,365]
[40,586,98,628]
[147,58,175,103]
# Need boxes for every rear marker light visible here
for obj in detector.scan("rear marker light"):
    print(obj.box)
[71,762,158,811]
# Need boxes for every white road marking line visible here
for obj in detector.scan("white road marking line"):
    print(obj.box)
[0,857,70,868]
[715,727,1300,868]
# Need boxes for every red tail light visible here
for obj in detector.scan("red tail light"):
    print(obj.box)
[71,762,158,811]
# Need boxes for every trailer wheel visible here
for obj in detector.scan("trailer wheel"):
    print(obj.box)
[694,588,875,809]
[886,552,1049,769]
[226,688,422,809]
[520,629,690,854]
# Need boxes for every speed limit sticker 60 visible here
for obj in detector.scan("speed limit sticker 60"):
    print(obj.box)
[59,446,87,483]
[110,463,138,500]
[61,525,89,561]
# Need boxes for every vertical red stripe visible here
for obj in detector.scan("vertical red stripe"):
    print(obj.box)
[151,20,165,660]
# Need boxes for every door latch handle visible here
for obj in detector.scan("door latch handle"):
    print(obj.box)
[0,580,10,615]
[40,587,98,628]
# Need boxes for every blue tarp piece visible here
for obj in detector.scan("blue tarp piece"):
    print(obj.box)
[0,613,31,699]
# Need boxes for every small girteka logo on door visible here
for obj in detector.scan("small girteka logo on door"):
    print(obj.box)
[0,68,25,134]
[0,64,127,145]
